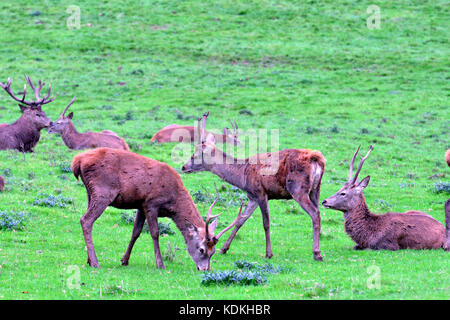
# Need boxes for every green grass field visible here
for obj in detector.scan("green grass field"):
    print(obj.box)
[0,0,448,300]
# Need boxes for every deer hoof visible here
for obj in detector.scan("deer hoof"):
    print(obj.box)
[313,253,323,261]
[265,253,273,259]
[121,259,129,266]
[219,248,229,254]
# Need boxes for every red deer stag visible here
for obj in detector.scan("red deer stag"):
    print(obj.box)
[151,120,239,145]
[72,147,243,270]
[0,76,53,152]
[48,97,129,151]
[322,145,449,251]
[182,113,326,261]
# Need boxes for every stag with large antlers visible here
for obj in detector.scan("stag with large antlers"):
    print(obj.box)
[72,147,243,270]
[0,76,53,152]
[322,146,449,251]
[48,97,130,151]
[182,113,326,261]
[150,118,240,145]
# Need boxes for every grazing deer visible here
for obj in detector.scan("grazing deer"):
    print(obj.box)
[182,113,326,261]
[322,145,449,251]
[0,76,53,152]
[48,97,130,151]
[72,147,243,270]
[0,175,4,192]
[151,120,239,145]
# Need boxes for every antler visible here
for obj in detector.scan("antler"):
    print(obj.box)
[230,120,238,135]
[0,76,54,109]
[61,96,76,117]
[205,198,221,240]
[348,145,361,182]
[214,200,245,240]
[350,145,374,185]
[201,111,210,144]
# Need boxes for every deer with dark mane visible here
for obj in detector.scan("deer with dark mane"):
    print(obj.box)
[182,113,326,261]
[322,145,449,251]
[72,147,243,270]
[48,97,129,151]
[151,120,239,145]
[0,76,53,152]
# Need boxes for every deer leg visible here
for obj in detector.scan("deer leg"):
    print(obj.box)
[220,199,259,254]
[258,196,273,259]
[80,200,111,268]
[292,193,323,261]
[121,209,146,266]
[144,208,165,269]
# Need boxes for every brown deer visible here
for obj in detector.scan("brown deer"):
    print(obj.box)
[151,120,239,145]
[0,175,4,192]
[322,145,449,251]
[72,147,243,270]
[48,97,130,151]
[0,76,53,152]
[181,113,326,261]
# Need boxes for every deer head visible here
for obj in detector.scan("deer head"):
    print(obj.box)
[182,112,223,173]
[48,97,76,134]
[185,199,245,270]
[0,76,53,129]
[322,145,373,212]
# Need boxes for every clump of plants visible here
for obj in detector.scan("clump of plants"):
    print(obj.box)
[33,193,73,208]
[0,211,31,230]
[120,212,175,236]
[201,270,267,286]
[201,260,290,286]
[432,182,450,194]
[192,185,246,207]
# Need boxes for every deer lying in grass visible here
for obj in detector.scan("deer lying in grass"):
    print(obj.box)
[322,145,449,251]
[48,97,129,151]
[151,120,239,145]
[72,147,243,270]
[182,113,326,261]
[0,76,53,152]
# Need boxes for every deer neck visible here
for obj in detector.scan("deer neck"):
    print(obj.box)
[171,190,206,242]
[12,116,41,151]
[61,122,84,149]
[208,149,247,191]
[343,194,379,247]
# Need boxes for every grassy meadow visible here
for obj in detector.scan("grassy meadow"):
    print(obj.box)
[0,0,448,299]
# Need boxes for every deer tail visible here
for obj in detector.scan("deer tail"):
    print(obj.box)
[71,155,82,181]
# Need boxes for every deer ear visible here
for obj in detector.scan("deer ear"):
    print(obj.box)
[209,218,218,234]
[357,176,370,190]
[206,133,216,145]
[67,112,74,120]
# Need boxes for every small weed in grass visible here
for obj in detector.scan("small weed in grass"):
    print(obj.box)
[0,211,30,230]
[201,270,267,286]
[201,260,290,286]
[120,212,175,236]
[33,193,73,208]
[432,182,450,194]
